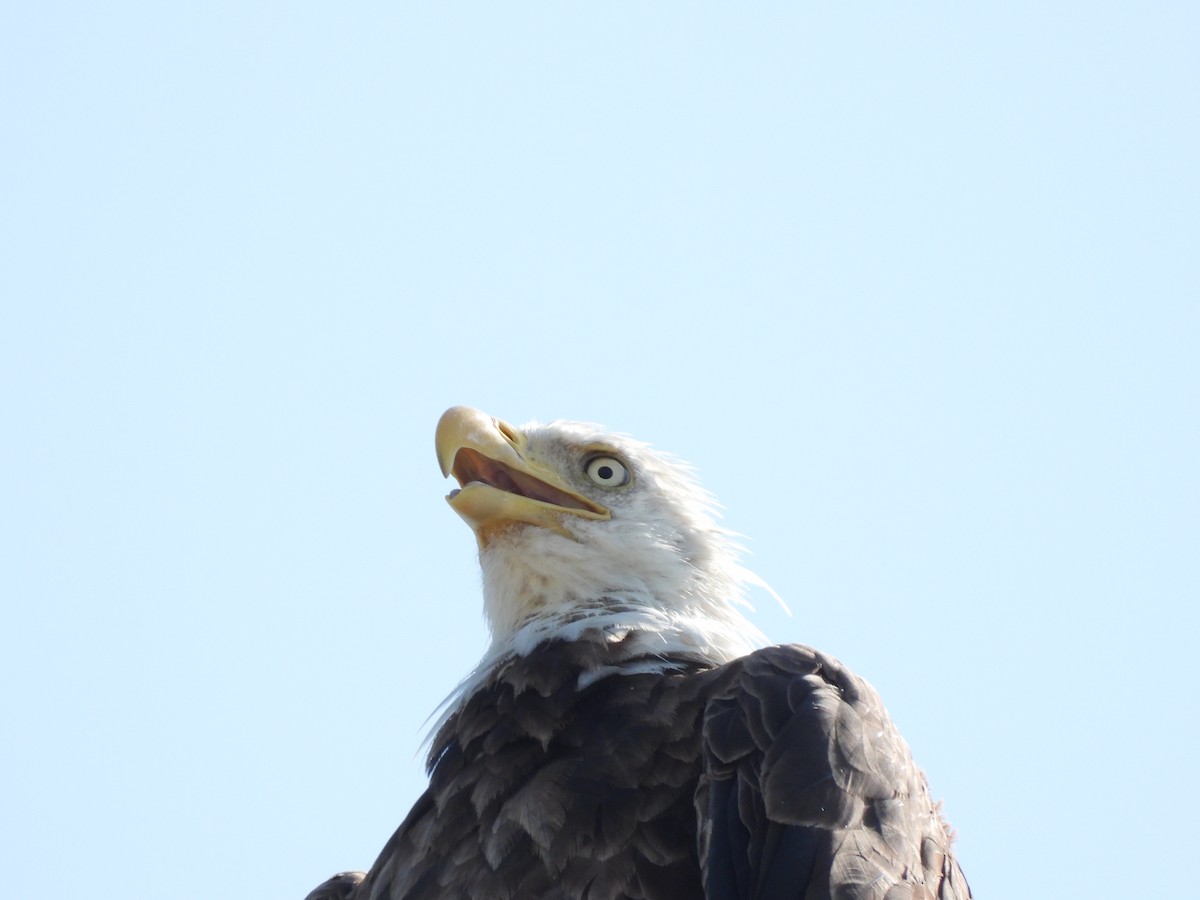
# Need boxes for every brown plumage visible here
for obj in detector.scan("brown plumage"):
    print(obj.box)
[306,408,970,900]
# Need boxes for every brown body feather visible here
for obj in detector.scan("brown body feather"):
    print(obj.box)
[308,634,969,900]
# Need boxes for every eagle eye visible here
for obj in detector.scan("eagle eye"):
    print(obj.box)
[585,455,630,489]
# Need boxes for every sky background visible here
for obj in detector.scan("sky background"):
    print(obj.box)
[2,4,1197,898]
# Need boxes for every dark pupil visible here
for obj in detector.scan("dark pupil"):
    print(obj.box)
[597,465,614,481]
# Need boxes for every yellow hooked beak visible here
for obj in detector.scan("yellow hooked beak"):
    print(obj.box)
[435,406,610,545]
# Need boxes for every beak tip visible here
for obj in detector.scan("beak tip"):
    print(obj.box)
[436,406,486,479]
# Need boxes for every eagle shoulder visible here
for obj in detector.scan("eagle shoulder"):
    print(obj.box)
[697,644,971,900]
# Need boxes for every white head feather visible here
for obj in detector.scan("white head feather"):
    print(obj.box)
[435,417,774,726]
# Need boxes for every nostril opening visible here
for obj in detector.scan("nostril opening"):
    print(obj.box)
[496,420,520,446]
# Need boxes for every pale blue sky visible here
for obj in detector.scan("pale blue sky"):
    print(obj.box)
[2,4,1197,898]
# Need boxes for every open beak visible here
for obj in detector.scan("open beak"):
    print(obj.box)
[435,406,610,543]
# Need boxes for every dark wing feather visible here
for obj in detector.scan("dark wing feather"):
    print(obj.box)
[304,871,365,900]
[698,645,970,900]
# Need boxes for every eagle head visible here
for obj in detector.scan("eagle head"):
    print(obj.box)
[435,406,765,666]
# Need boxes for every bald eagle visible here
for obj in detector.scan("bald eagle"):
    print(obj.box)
[307,407,970,900]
